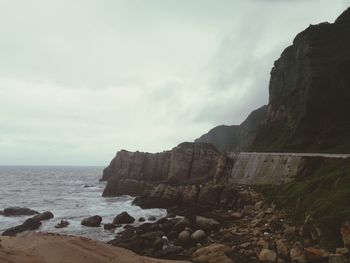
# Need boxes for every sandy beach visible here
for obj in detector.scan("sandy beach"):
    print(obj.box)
[0,232,189,263]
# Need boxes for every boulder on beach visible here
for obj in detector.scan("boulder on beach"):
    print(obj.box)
[178,230,190,244]
[191,229,206,242]
[2,218,42,236]
[31,211,54,221]
[113,212,135,224]
[2,207,39,216]
[81,215,102,227]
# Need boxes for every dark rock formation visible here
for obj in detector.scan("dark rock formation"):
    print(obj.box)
[2,218,41,236]
[133,182,239,210]
[103,179,153,197]
[31,211,54,221]
[81,215,102,227]
[2,207,39,216]
[253,9,350,153]
[113,212,135,224]
[195,105,267,152]
[1,210,53,236]
[108,212,222,259]
[251,10,350,152]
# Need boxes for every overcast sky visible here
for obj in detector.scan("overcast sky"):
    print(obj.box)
[0,0,347,165]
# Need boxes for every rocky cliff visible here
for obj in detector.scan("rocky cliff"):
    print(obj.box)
[102,140,327,209]
[197,8,350,153]
[102,142,223,197]
[132,151,315,209]
[252,8,350,153]
[195,105,267,152]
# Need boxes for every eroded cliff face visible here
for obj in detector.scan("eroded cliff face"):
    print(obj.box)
[102,142,222,197]
[252,9,350,152]
[101,150,171,183]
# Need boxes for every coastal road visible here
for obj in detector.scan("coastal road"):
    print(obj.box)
[232,152,350,159]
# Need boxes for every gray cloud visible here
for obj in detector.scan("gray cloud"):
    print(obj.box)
[0,0,346,165]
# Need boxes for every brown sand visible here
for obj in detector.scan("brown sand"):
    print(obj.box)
[0,232,190,263]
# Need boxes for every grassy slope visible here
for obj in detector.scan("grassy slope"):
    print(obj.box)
[259,158,350,248]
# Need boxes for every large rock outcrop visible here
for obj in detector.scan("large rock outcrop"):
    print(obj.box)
[197,8,350,153]
[2,218,42,236]
[102,142,223,197]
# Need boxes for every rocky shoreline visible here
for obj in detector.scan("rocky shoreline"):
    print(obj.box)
[106,185,350,263]
[2,185,350,263]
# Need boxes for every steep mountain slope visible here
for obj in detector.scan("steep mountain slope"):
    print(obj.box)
[195,105,267,152]
[197,7,350,153]
[252,8,350,153]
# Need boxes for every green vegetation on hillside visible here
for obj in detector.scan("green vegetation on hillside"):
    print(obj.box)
[259,158,350,248]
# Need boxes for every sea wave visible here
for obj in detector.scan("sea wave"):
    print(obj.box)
[0,166,166,241]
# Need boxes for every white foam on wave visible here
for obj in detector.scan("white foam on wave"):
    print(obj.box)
[0,166,166,241]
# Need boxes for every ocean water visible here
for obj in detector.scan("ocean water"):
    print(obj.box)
[0,166,166,241]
